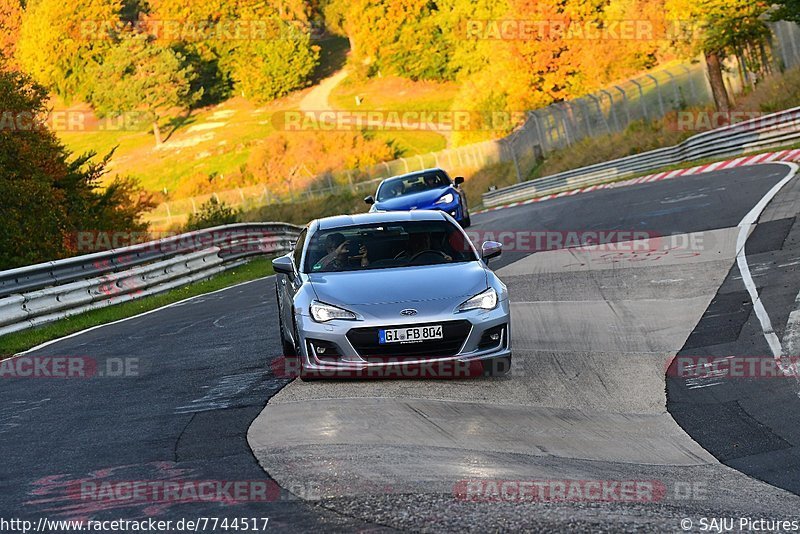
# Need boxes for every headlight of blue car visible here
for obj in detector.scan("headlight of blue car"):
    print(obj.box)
[435,192,455,205]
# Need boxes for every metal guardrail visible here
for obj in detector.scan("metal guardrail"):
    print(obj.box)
[0,223,302,336]
[482,107,800,207]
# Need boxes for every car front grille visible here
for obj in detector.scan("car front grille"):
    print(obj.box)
[346,320,471,359]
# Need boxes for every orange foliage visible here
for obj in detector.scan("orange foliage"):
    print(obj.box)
[246,130,397,196]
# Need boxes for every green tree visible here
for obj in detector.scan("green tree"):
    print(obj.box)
[0,70,153,269]
[666,0,770,112]
[16,0,123,99]
[89,36,202,146]
[145,0,321,105]
[326,0,456,80]
[224,18,319,102]
[772,0,800,24]
[185,197,240,231]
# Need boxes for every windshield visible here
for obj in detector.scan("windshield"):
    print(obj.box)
[376,170,451,201]
[304,220,476,273]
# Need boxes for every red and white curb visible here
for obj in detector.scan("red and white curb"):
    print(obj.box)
[474,149,800,216]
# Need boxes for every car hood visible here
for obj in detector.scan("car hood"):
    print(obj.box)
[375,186,451,210]
[308,262,487,310]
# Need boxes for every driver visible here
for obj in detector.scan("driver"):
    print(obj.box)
[423,173,443,188]
[396,232,452,262]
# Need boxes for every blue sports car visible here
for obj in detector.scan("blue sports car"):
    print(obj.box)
[365,168,471,227]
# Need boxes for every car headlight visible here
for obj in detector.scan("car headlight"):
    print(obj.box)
[457,288,498,312]
[310,301,357,322]
[435,192,455,204]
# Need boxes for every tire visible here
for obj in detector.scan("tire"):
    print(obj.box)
[483,355,511,377]
[461,214,471,228]
[276,283,296,357]
[295,324,319,382]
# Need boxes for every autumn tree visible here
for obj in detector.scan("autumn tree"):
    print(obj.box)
[324,0,457,80]
[666,0,770,112]
[145,0,320,104]
[224,18,319,102]
[0,0,22,70]
[247,130,398,196]
[0,70,153,269]
[17,0,123,99]
[89,36,202,146]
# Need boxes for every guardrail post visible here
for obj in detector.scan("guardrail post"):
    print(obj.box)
[401,157,410,173]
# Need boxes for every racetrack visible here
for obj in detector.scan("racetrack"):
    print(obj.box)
[3,163,800,532]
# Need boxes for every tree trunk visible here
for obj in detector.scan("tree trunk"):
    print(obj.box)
[152,121,162,146]
[705,51,731,113]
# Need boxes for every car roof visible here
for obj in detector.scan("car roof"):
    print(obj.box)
[380,168,449,183]
[316,210,448,230]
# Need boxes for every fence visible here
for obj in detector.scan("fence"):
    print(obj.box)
[482,106,800,207]
[0,223,301,336]
[146,64,710,229]
[145,22,800,228]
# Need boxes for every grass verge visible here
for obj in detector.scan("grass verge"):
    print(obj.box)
[0,257,274,358]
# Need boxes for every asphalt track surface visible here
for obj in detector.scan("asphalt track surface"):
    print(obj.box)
[2,163,800,532]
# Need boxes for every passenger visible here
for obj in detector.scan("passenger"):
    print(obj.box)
[314,233,370,271]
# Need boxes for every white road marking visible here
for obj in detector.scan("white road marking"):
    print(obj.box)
[12,276,275,358]
[783,290,800,359]
[735,162,799,363]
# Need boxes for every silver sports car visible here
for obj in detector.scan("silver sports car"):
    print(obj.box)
[272,210,511,380]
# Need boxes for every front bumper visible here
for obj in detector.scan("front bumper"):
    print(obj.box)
[294,299,511,378]
[372,200,465,221]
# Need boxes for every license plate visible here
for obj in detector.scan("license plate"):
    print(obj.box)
[379,325,443,344]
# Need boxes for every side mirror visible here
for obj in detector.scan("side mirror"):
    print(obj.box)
[454,176,465,186]
[481,241,502,261]
[272,256,295,275]
[364,195,375,205]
